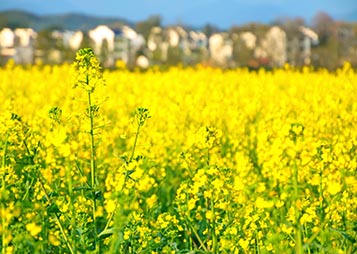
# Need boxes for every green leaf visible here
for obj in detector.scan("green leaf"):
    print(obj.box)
[98,227,116,238]
[73,185,92,191]
[46,203,60,214]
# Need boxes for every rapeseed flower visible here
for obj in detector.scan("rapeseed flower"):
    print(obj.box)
[26,222,42,237]
[0,58,356,253]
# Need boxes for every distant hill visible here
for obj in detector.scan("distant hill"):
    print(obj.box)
[0,10,132,31]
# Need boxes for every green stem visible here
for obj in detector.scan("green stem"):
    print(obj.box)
[102,160,137,235]
[184,218,208,252]
[88,91,96,190]
[130,124,141,161]
[103,122,142,235]
[88,89,99,253]
[293,161,302,254]
[22,178,34,201]
[38,178,75,254]
[190,223,208,252]
[210,196,217,253]
[66,163,76,253]
[303,220,327,249]
[319,168,323,213]
[206,147,211,166]
[1,135,8,254]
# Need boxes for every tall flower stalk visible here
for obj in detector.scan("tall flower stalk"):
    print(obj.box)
[1,134,8,254]
[73,48,104,253]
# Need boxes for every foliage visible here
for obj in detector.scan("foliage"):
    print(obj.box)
[0,10,129,31]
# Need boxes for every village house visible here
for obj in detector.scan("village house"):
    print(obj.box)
[88,25,115,66]
[14,28,37,64]
[0,28,15,63]
[112,25,147,68]
[239,31,257,50]
[0,27,37,64]
[286,26,319,66]
[87,25,147,68]
[255,26,287,67]
[208,32,233,67]
[0,23,324,68]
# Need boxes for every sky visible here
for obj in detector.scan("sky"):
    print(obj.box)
[0,0,356,28]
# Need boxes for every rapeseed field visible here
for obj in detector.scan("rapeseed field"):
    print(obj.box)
[0,49,357,253]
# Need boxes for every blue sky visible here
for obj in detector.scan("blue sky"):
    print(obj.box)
[0,0,356,28]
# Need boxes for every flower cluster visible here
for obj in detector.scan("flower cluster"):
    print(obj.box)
[0,53,356,254]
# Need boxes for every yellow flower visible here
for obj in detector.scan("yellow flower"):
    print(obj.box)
[238,238,250,250]
[327,181,342,195]
[105,199,116,213]
[157,213,170,229]
[227,226,238,235]
[49,233,61,246]
[206,210,213,220]
[266,243,274,251]
[188,198,197,211]
[123,229,131,240]
[255,197,274,209]
[275,200,284,208]
[212,178,224,189]
[146,194,158,208]
[300,213,313,224]
[5,246,14,254]
[26,222,42,237]
[95,205,104,217]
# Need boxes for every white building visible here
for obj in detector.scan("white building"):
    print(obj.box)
[0,28,37,64]
[209,33,233,66]
[0,28,16,59]
[89,25,115,66]
[113,25,146,68]
[263,26,287,67]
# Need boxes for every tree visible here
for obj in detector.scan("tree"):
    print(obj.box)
[136,15,162,41]
[232,37,254,67]
[34,28,59,63]
[202,23,219,38]
[311,12,340,69]
[100,39,110,67]
[272,17,306,66]
[312,12,335,45]
[79,32,93,49]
